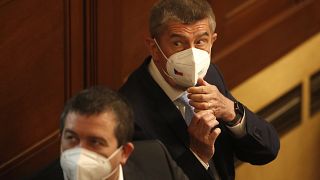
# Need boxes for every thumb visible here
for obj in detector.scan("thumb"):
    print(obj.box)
[197,78,209,86]
[209,127,221,143]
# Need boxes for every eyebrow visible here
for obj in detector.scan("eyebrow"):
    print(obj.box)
[63,129,109,146]
[63,129,77,136]
[197,32,210,37]
[88,136,109,146]
[170,31,210,39]
[170,33,187,39]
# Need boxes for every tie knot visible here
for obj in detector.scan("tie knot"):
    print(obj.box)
[177,92,189,106]
[176,92,194,126]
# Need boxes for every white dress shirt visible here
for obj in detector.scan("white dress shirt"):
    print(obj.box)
[119,165,124,180]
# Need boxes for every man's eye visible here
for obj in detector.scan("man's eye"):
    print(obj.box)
[90,139,104,146]
[65,135,76,140]
[196,39,207,45]
[173,41,182,46]
[64,135,78,144]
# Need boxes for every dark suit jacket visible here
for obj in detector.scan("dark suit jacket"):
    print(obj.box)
[29,140,188,180]
[123,140,188,180]
[119,57,280,180]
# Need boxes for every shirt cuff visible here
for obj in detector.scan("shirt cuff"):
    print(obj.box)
[226,110,247,138]
[189,148,209,170]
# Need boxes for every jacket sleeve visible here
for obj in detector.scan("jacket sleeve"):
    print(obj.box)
[233,107,280,164]
[208,64,280,165]
[175,149,217,180]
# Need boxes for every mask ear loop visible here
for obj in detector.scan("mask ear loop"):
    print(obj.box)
[102,146,123,179]
[153,38,169,60]
[103,165,120,180]
[153,38,175,80]
[106,146,123,160]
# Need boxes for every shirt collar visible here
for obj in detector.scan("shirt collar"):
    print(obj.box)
[148,58,184,101]
[119,165,123,180]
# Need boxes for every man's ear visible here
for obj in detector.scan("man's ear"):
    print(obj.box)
[145,37,161,62]
[211,33,217,45]
[120,142,134,165]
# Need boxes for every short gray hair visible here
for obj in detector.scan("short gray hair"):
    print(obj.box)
[149,0,216,38]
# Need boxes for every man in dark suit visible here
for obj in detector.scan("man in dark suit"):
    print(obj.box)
[31,87,188,180]
[119,0,280,179]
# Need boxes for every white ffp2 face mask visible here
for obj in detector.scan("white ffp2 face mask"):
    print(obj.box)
[60,147,122,180]
[154,39,211,88]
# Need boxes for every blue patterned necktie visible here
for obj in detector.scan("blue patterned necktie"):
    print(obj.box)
[176,92,194,126]
[176,93,220,180]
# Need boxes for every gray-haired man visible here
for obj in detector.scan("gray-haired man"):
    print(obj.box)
[120,0,280,179]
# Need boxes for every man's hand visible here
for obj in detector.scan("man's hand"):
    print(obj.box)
[187,78,236,121]
[188,110,221,164]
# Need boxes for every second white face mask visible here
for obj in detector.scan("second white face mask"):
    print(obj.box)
[60,147,122,180]
[154,39,211,88]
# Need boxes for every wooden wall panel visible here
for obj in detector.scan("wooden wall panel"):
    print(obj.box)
[210,0,320,88]
[0,0,84,178]
[1,0,319,178]
[99,0,320,90]
[67,0,85,95]
[96,0,120,89]
[100,0,157,90]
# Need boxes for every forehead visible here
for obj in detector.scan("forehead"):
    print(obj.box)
[64,111,117,139]
[163,18,211,37]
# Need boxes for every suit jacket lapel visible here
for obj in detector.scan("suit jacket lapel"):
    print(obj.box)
[157,96,190,147]
[140,57,190,148]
